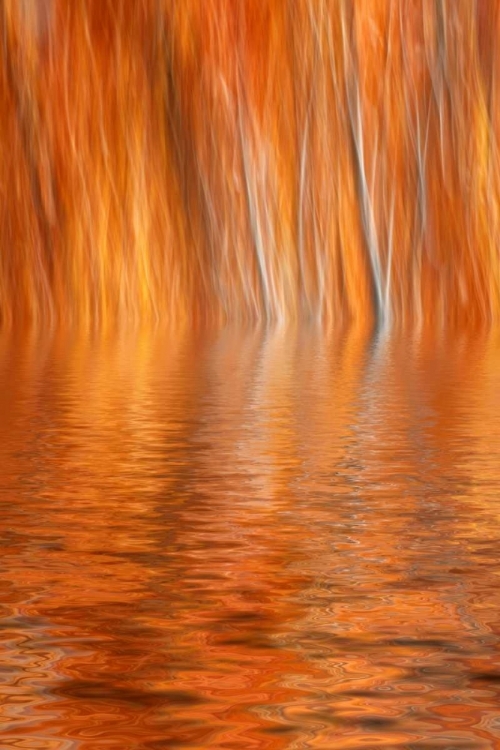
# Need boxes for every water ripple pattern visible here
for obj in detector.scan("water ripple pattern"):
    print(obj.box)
[1,327,500,748]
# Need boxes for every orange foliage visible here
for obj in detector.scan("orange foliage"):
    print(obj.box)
[0,0,499,327]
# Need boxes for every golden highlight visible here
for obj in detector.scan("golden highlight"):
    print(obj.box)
[0,0,499,327]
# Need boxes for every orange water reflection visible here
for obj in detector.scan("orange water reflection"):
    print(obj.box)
[1,326,500,749]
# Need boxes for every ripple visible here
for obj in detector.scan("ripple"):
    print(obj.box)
[1,327,500,748]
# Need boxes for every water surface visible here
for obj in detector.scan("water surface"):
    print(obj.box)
[1,326,500,748]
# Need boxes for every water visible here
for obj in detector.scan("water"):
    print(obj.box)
[1,326,500,749]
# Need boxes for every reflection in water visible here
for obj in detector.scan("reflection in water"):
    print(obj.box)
[1,326,500,748]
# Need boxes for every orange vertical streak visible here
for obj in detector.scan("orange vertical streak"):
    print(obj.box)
[0,0,499,326]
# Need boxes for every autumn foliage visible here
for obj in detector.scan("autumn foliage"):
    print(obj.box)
[1,0,499,327]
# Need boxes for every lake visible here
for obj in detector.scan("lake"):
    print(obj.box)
[1,325,500,749]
